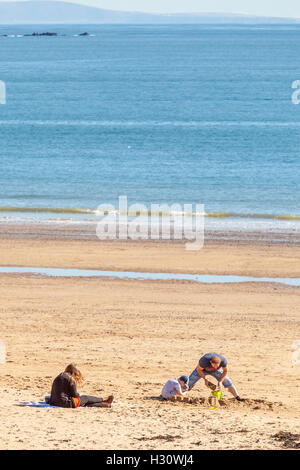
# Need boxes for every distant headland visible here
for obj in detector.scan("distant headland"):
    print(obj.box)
[0,1,300,25]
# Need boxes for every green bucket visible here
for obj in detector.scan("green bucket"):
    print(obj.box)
[212,390,223,400]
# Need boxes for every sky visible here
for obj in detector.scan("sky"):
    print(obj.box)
[1,0,300,18]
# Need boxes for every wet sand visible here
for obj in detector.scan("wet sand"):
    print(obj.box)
[1,223,300,277]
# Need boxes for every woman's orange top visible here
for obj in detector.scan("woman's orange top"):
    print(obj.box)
[73,397,80,408]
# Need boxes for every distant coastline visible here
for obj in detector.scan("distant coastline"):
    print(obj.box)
[0,1,300,25]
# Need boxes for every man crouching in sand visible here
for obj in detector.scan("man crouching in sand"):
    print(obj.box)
[188,353,244,401]
[161,375,189,400]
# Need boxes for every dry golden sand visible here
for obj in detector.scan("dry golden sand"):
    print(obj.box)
[0,234,299,450]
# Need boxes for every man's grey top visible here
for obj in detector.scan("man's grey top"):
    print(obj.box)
[199,353,227,369]
[161,378,182,399]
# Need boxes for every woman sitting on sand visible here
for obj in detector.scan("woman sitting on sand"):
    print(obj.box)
[50,364,114,408]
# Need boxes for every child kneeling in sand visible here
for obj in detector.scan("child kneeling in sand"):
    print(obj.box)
[50,363,114,408]
[161,375,189,400]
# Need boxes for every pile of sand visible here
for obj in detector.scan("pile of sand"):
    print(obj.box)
[272,431,300,449]
[156,395,285,412]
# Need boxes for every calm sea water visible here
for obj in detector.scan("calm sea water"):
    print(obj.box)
[0,24,300,232]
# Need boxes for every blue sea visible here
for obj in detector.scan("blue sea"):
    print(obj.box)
[0,24,300,233]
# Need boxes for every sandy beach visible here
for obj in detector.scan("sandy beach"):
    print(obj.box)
[2,15,300,453]
[0,226,299,450]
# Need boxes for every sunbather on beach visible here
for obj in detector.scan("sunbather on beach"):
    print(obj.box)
[188,353,244,401]
[161,375,189,400]
[50,363,114,408]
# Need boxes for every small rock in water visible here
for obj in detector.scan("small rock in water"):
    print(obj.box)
[25,32,57,37]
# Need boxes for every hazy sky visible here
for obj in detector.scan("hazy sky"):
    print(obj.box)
[1,0,300,18]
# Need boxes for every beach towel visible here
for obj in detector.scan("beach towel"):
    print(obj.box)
[18,401,58,408]
[18,395,58,407]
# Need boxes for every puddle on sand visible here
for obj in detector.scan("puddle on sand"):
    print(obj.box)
[0,266,299,286]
